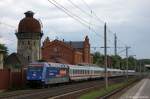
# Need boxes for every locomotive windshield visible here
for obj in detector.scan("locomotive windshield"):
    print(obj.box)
[28,66,43,72]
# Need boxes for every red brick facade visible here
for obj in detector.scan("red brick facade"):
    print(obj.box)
[42,36,93,65]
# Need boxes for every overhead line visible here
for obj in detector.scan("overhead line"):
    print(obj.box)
[50,0,91,26]
[66,0,92,18]
[66,0,104,31]
[47,0,104,39]
[81,0,104,23]
[81,0,128,47]
[0,21,16,29]
[48,0,122,49]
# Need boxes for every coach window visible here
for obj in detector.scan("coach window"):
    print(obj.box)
[79,70,81,74]
[72,70,74,74]
[75,70,77,74]
[71,69,73,75]
[71,69,73,74]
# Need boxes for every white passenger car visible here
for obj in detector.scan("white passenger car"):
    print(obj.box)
[68,65,91,81]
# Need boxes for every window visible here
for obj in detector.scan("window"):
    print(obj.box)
[28,66,43,72]
[28,41,30,45]
[28,56,30,61]
[34,41,36,46]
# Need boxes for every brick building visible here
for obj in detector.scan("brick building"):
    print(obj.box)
[42,36,93,65]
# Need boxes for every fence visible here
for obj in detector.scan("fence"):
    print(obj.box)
[0,68,26,90]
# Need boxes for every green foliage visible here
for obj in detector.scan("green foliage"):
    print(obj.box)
[93,52,104,66]
[110,55,122,69]
[0,44,8,58]
[79,78,136,99]
[79,78,137,99]
[92,52,149,71]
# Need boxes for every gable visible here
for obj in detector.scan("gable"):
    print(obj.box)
[42,40,74,51]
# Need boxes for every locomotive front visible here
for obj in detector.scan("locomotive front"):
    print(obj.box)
[26,62,47,86]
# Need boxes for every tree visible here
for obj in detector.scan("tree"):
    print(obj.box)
[93,52,104,66]
[110,55,122,69]
[93,51,149,71]
[0,44,8,59]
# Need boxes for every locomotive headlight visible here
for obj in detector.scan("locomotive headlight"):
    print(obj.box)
[27,76,30,79]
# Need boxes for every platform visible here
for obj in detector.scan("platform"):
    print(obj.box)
[119,77,150,99]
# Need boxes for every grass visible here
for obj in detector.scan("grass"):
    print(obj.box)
[79,78,137,99]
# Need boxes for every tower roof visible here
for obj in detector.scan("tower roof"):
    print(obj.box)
[18,11,41,33]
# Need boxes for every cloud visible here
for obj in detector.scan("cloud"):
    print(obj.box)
[0,0,150,59]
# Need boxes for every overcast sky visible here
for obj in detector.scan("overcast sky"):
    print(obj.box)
[0,0,150,59]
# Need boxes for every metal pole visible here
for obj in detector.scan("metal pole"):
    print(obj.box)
[140,61,142,77]
[126,46,130,80]
[114,33,117,56]
[104,23,108,88]
[131,55,136,71]
[134,56,137,71]
[114,33,119,69]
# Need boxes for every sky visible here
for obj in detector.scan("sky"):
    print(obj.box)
[0,0,150,59]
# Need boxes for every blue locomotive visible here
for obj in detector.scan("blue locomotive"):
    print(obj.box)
[26,62,69,86]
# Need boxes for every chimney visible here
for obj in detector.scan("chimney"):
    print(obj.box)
[24,11,34,18]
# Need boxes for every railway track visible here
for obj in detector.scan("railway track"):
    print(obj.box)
[0,76,132,99]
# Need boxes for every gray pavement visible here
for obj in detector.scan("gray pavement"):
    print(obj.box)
[119,77,150,99]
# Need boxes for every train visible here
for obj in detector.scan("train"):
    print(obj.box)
[26,62,135,86]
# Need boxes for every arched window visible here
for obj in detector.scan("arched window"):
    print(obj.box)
[27,56,30,61]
